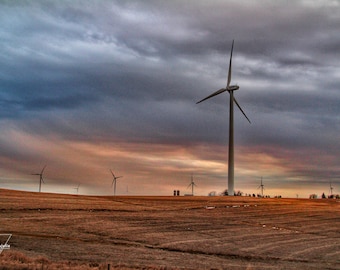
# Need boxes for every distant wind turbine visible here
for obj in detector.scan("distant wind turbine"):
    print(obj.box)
[74,184,80,195]
[197,40,251,196]
[329,181,334,196]
[258,177,265,197]
[187,173,197,196]
[110,170,123,196]
[31,165,46,193]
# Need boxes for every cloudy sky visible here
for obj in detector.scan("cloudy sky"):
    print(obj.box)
[1,0,339,197]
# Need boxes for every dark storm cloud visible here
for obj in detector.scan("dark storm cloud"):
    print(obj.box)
[1,0,339,195]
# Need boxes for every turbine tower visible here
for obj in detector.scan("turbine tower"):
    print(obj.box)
[32,165,46,193]
[187,173,197,196]
[258,177,265,197]
[197,40,251,196]
[110,169,123,196]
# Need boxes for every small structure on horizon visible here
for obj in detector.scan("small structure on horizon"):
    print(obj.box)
[173,190,180,196]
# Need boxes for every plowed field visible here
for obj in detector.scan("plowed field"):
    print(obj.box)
[0,189,339,269]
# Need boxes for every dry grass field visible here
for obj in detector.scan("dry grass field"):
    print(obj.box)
[0,188,339,269]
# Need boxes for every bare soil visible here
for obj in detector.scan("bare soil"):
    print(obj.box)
[0,189,339,269]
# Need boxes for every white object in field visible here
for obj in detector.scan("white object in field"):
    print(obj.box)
[0,234,12,254]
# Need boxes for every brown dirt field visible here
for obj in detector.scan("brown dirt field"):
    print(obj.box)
[0,189,339,269]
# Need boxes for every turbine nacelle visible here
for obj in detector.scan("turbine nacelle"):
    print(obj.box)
[227,85,239,91]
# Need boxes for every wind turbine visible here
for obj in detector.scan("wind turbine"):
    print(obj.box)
[110,170,123,196]
[187,173,197,196]
[258,177,265,197]
[329,181,334,196]
[197,40,251,196]
[74,184,80,195]
[32,165,46,193]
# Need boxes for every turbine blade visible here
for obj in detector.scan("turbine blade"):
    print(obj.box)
[187,184,192,188]
[227,40,234,88]
[110,169,115,178]
[233,97,251,124]
[41,165,47,174]
[111,180,114,187]
[196,88,227,104]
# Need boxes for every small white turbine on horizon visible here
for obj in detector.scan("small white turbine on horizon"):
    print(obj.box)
[197,40,251,196]
[110,170,123,196]
[31,165,46,193]
[187,173,197,196]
